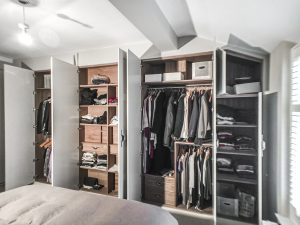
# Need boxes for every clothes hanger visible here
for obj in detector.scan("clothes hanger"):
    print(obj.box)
[40,138,50,148]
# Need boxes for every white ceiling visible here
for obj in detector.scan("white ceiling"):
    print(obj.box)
[185,0,300,51]
[0,0,147,58]
[1,0,300,59]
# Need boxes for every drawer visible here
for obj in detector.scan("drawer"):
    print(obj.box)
[145,174,164,189]
[84,126,101,142]
[82,142,108,154]
[110,144,118,155]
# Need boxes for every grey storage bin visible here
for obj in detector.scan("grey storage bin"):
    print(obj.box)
[145,74,162,83]
[239,191,256,218]
[233,82,261,94]
[217,196,239,217]
[192,61,212,80]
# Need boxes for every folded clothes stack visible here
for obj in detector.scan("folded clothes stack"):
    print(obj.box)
[235,136,253,150]
[94,94,107,105]
[80,88,98,105]
[217,105,236,125]
[81,152,97,168]
[91,74,110,85]
[218,130,235,151]
[217,157,234,173]
[95,155,107,170]
[80,112,107,124]
[108,97,118,104]
[236,164,255,177]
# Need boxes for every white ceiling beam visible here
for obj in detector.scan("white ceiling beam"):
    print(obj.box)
[109,0,178,51]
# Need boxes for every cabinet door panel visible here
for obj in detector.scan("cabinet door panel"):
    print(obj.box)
[4,65,35,190]
[216,49,226,95]
[118,49,127,198]
[126,50,141,201]
[51,57,79,189]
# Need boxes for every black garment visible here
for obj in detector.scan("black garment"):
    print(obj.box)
[37,99,51,135]
[152,146,171,174]
[188,93,199,141]
[80,88,97,105]
[173,94,186,138]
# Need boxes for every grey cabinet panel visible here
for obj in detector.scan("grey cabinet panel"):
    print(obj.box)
[4,65,35,190]
[51,57,79,190]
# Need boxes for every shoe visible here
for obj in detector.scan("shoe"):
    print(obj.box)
[94,98,107,105]
[108,164,118,172]
[97,111,107,124]
[110,116,118,125]
[80,114,94,124]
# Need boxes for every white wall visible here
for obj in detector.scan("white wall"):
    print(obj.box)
[268,41,296,221]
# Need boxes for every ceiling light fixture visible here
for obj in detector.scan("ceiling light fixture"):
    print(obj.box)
[18,6,33,46]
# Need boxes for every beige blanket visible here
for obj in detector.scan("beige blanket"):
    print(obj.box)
[0,183,178,225]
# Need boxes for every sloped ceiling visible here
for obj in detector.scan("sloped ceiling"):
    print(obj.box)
[185,0,300,52]
[0,0,148,59]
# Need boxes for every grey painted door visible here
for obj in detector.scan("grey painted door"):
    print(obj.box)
[4,65,35,190]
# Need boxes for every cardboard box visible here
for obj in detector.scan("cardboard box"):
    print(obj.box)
[192,61,212,80]
[144,74,162,83]
[234,82,261,94]
[163,72,184,81]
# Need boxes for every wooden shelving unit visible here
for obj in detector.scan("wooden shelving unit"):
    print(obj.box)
[79,64,119,196]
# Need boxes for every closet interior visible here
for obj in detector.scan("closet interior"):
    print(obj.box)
[79,63,119,196]
[34,70,52,184]
[216,50,263,224]
[141,52,215,215]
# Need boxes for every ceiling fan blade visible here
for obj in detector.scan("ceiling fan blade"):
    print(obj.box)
[56,13,93,29]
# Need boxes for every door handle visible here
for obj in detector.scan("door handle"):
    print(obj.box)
[121,130,125,147]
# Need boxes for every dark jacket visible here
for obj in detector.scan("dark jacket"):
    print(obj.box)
[173,94,186,138]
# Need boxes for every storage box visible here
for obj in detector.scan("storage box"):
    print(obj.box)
[233,82,261,94]
[145,74,162,83]
[163,72,184,81]
[192,61,212,80]
[44,74,51,88]
[217,196,239,217]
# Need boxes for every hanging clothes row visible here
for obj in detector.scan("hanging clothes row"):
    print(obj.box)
[37,97,51,135]
[177,145,212,210]
[142,87,213,174]
[39,138,52,183]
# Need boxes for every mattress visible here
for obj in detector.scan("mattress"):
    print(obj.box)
[0,183,178,225]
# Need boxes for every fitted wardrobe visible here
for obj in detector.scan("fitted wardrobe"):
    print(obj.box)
[125,46,269,225]
[2,49,129,199]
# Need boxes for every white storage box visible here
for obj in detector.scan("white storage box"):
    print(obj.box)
[163,72,184,81]
[145,74,162,83]
[217,196,239,217]
[192,61,212,80]
[44,74,51,88]
[233,82,261,94]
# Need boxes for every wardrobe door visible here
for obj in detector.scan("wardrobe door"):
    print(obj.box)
[216,49,226,95]
[126,50,141,201]
[118,49,127,198]
[4,65,35,190]
[258,92,263,225]
[51,57,79,189]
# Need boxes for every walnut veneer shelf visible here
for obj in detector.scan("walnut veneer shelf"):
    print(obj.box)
[79,84,118,88]
[143,79,212,86]
[80,166,107,172]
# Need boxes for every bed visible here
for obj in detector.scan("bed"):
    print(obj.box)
[0,183,178,225]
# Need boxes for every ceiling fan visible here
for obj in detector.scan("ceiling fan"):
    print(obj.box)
[11,0,93,29]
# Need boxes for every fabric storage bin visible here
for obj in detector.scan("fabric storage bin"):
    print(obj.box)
[239,191,256,218]
[163,72,184,81]
[233,82,261,94]
[217,196,239,217]
[44,74,51,88]
[192,61,212,80]
[145,74,162,83]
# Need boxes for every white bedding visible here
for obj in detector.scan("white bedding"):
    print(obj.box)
[0,183,178,225]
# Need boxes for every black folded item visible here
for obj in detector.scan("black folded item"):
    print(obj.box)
[80,118,94,124]
[83,177,98,187]
[91,75,110,85]
[217,104,237,119]
[97,93,107,100]
[235,136,252,143]
[235,76,253,84]
[80,88,97,105]
[218,167,235,173]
